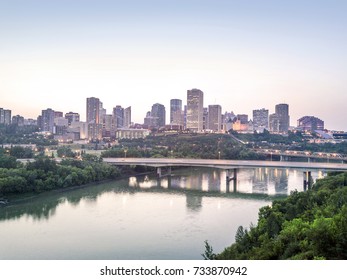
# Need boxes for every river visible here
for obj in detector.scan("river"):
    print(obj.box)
[0,167,324,260]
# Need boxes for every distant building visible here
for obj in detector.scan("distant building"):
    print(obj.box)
[69,121,88,139]
[170,99,182,124]
[40,108,55,133]
[86,97,101,125]
[269,104,290,133]
[151,103,166,128]
[116,128,150,139]
[203,107,208,130]
[253,108,269,132]
[65,112,80,126]
[0,108,11,125]
[187,88,204,131]
[113,106,124,128]
[54,111,63,118]
[124,106,131,128]
[236,114,248,124]
[208,105,222,132]
[12,115,25,126]
[297,116,324,131]
[102,114,116,137]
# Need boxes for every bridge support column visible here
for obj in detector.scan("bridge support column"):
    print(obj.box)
[308,157,311,163]
[280,155,283,161]
[303,171,313,191]
[157,167,162,178]
[226,168,237,193]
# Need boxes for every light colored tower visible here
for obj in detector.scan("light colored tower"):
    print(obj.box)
[86,97,102,140]
[187,88,204,131]
[124,106,131,128]
[208,105,222,132]
[86,97,100,124]
[253,108,269,133]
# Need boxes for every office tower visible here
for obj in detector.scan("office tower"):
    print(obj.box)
[170,99,182,124]
[208,105,222,132]
[269,104,290,133]
[297,116,324,131]
[124,106,131,128]
[151,103,166,128]
[102,114,116,137]
[203,107,208,130]
[65,112,80,126]
[187,88,204,131]
[12,115,25,126]
[113,106,124,128]
[41,108,55,133]
[0,108,11,125]
[253,108,269,133]
[86,97,100,124]
[86,97,102,140]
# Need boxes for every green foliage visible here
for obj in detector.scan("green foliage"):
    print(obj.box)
[102,134,266,160]
[0,157,120,195]
[202,240,216,260]
[216,172,347,260]
[57,146,76,158]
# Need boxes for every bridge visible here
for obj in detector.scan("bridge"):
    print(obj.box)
[253,149,347,163]
[103,158,347,191]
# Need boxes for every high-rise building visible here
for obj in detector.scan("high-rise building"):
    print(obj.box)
[151,103,166,128]
[269,113,280,133]
[102,114,116,137]
[275,103,290,133]
[113,106,124,128]
[86,97,100,124]
[12,115,24,126]
[297,116,324,131]
[0,108,11,125]
[124,106,131,128]
[253,108,269,133]
[187,88,204,131]
[86,97,102,140]
[208,105,222,132]
[65,112,80,126]
[170,99,182,124]
[40,108,55,133]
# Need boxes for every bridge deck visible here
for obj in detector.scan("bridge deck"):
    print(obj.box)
[103,158,347,171]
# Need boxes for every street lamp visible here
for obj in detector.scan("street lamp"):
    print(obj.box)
[218,151,221,160]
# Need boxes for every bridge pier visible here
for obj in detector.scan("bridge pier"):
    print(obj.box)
[156,166,172,178]
[303,171,313,191]
[226,168,237,193]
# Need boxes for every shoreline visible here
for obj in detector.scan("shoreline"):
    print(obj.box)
[0,169,155,206]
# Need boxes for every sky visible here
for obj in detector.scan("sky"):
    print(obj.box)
[0,0,346,130]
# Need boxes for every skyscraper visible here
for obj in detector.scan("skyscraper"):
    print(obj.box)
[269,103,290,133]
[113,106,124,128]
[151,103,166,128]
[208,105,222,132]
[187,88,204,131]
[275,103,290,133]
[41,108,55,133]
[86,97,100,124]
[253,108,269,132]
[170,99,182,124]
[0,108,11,125]
[86,97,102,140]
[124,106,131,128]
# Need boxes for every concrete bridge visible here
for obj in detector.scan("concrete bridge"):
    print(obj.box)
[103,157,347,191]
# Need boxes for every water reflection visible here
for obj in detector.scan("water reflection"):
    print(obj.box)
[0,167,323,222]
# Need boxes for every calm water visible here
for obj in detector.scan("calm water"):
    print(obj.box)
[0,167,323,260]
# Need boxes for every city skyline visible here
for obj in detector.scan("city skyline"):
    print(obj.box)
[1,0,346,130]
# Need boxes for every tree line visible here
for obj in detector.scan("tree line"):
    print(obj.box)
[0,156,120,195]
[212,172,347,260]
